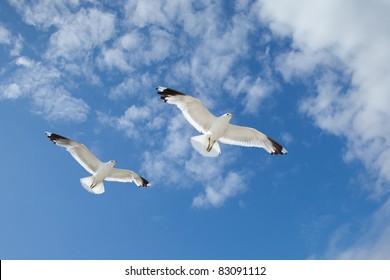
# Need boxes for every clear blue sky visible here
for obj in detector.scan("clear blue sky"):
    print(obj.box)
[1,0,390,260]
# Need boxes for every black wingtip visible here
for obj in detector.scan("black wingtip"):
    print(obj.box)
[159,96,168,102]
[45,131,70,144]
[140,177,151,187]
[156,86,186,97]
[267,137,288,155]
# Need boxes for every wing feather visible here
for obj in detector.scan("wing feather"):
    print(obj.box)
[220,125,288,155]
[45,132,102,174]
[106,168,150,187]
[156,86,216,133]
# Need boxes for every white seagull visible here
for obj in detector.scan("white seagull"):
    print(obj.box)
[156,86,288,157]
[45,132,150,194]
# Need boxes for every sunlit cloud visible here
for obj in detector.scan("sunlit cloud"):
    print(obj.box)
[258,0,390,258]
[0,56,89,122]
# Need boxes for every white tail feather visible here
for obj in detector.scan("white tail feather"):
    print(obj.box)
[190,135,221,157]
[80,176,105,194]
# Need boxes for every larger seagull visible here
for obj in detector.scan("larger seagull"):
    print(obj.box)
[156,86,288,157]
[45,132,150,194]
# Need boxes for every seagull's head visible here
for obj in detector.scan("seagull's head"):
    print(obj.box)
[224,113,234,118]
[109,160,117,166]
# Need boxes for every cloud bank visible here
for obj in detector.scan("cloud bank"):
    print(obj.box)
[258,0,390,258]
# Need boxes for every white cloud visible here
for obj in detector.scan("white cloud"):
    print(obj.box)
[275,49,339,82]
[120,0,273,115]
[14,56,33,67]
[8,0,82,29]
[2,83,22,100]
[257,0,390,257]
[107,73,154,99]
[0,57,89,122]
[0,58,60,100]
[140,115,193,186]
[0,24,23,56]
[97,104,160,139]
[99,47,132,72]
[224,75,276,114]
[192,171,246,208]
[0,25,12,44]
[32,87,89,122]
[98,27,174,73]
[97,30,142,72]
[46,8,116,61]
[258,0,390,192]
[124,0,170,28]
[181,6,256,93]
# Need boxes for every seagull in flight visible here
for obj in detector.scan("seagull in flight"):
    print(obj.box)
[45,132,150,194]
[156,86,288,157]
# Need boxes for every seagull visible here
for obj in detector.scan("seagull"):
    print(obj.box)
[45,132,150,194]
[156,86,288,157]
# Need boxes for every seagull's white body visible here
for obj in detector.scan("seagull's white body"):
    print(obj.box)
[209,114,232,140]
[191,114,233,157]
[79,160,116,194]
[94,161,116,186]
[45,132,150,194]
[157,86,288,157]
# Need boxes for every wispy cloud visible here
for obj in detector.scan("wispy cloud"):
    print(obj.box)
[0,24,12,44]
[260,0,390,195]
[326,198,390,259]
[0,24,22,56]
[0,56,89,122]
[33,86,90,122]
[192,171,247,208]
[1,1,117,123]
[97,102,163,139]
[9,0,81,29]
[258,0,390,257]
[45,8,116,62]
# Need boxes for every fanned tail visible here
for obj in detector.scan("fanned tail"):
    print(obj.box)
[190,135,221,157]
[80,176,105,194]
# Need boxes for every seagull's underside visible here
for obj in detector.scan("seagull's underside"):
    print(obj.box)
[45,132,150,194]
[156,86,288,156]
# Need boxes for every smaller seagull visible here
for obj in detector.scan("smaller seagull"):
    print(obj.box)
[156,86,288,157]
[45,132,150,194]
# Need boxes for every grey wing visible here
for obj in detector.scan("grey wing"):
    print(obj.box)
[106,168,151,187]
[219,124,288,155]
[157,86,216,133]
[45,132,102,174]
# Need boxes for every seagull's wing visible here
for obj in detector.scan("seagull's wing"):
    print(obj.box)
[106,168,151,187]
[45,132,102,174]
[156,86,216,133]
[220,124,288,155]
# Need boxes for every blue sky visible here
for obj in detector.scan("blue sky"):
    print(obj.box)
[1,0,390,260]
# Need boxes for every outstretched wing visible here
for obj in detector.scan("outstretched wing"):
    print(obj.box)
[156,86,216,134]
[220,124,288,155]
[106,168,151,187]
[45,132,102,174]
